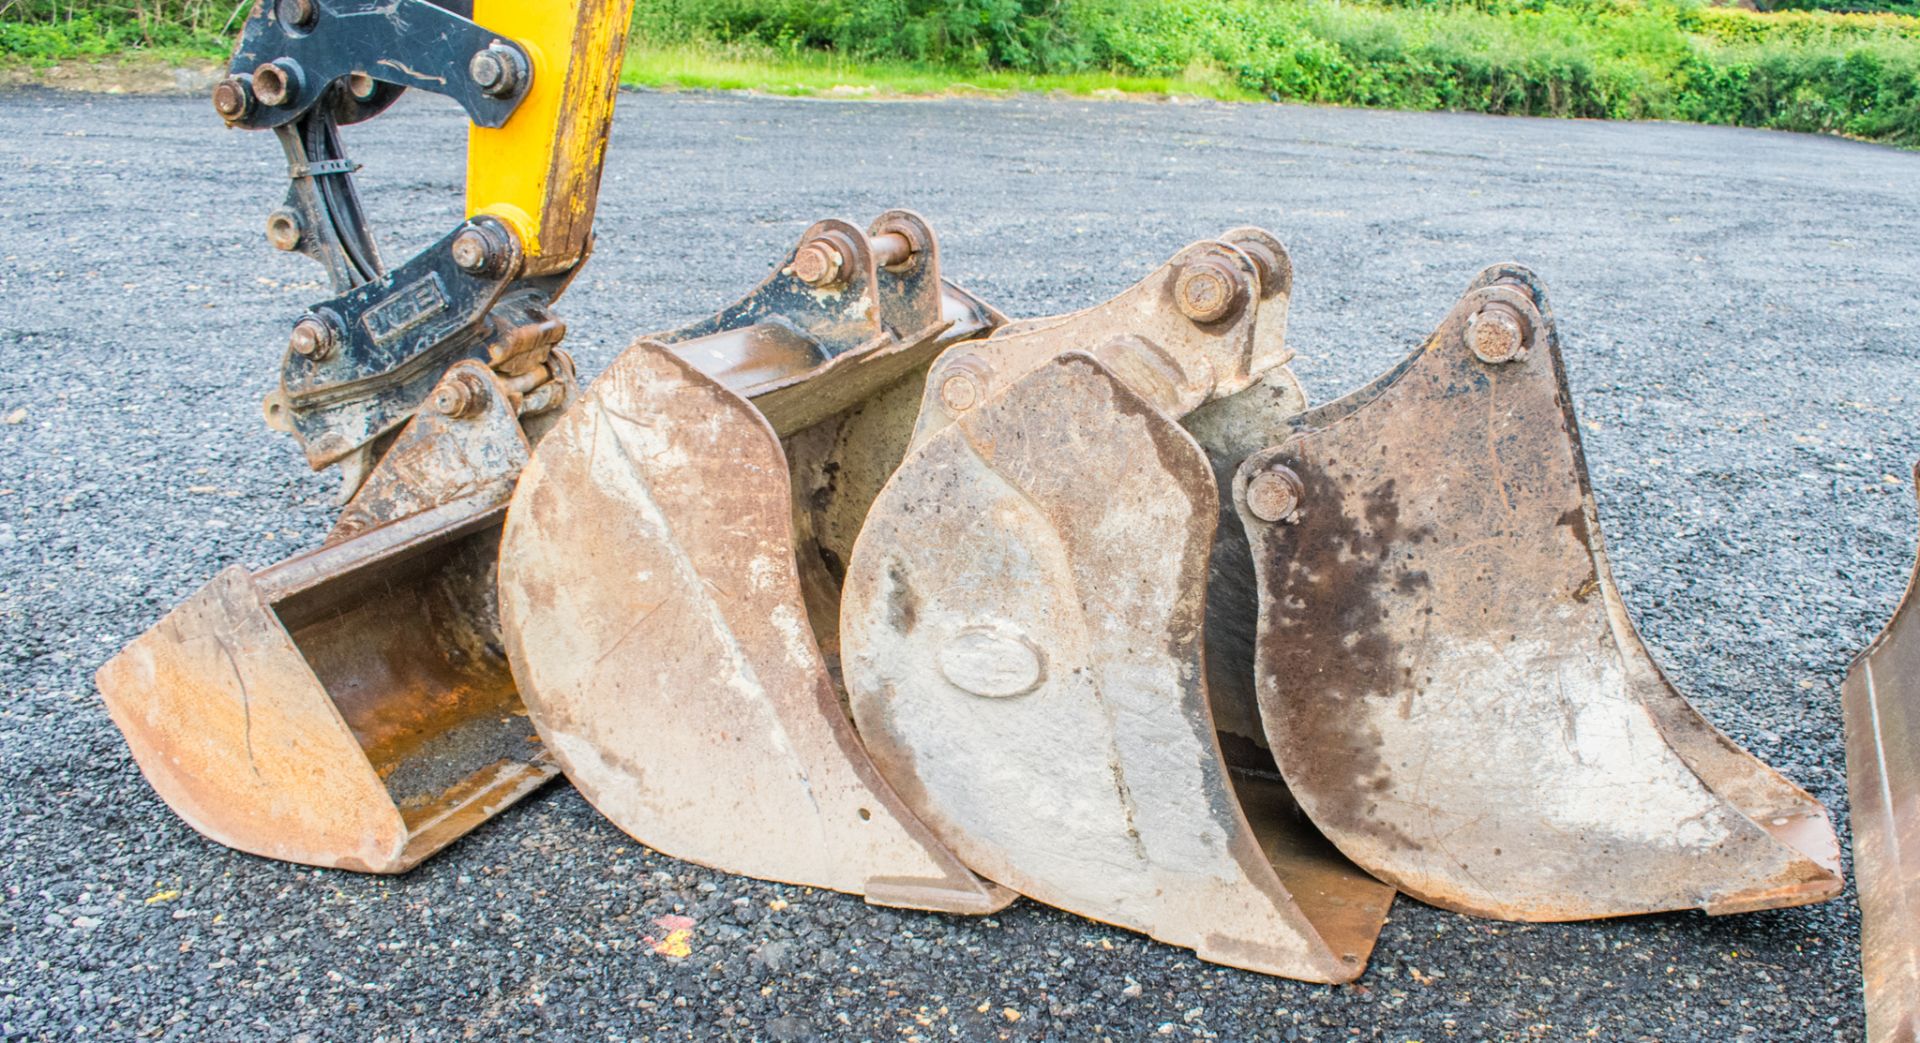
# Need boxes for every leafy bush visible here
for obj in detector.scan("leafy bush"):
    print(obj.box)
[1,0,235,57]
[8,0,1920,146]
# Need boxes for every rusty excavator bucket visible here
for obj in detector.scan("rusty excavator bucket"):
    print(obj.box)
[1231,265,1841,921]
[839,241,1843,981]
[839,231,1395,982]
[1844,463,1920,1043]
[496,212,1016,913]
[97,360,577,871]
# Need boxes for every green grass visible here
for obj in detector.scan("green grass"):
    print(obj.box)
[621,40,1261,100]
[6,0,1920,146]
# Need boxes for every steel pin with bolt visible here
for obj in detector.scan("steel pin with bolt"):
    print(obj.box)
[1467,301,1531,364]
[1247,463,1305,524]
[429,372,489,419]
[288,316,338,361]
[1175,257,1246,324]
[469,44,526,99]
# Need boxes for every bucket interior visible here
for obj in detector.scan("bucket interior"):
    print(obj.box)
[269,524,544,831]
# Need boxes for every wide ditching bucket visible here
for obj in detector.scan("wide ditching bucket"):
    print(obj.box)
[1844,462,1920,1043]
[97,360,573,872]
[1230,265,1841,922]
[496,212,1014,913]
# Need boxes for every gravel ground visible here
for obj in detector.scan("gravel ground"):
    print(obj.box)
[2,87,1917,1042]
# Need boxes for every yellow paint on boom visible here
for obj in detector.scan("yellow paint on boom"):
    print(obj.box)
[467,0,636,275]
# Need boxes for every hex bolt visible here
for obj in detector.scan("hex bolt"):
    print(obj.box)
[276,0,316,30]
[1246,463,1305,524]
[1467,301,1530,365]
[1175,257,1245,324]
[429,372,489,419]
[251,60,302,107]
[288,315,338,361]
[469,44,525,98]
[265,209,303,252]
[791,238,847,289]
[211,77,253,120]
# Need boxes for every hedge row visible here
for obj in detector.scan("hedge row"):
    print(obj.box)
[628,0,1920,144]
[5,0,1918,146]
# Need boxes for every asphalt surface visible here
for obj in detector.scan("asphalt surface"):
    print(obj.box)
[3,86,1917,1042]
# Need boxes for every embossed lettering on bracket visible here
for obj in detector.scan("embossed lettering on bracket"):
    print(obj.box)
[362,273,449,346]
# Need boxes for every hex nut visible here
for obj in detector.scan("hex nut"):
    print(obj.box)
[1246,464,1305,524]
[469,45,525,98]
[430,372,489,419]
[450,228,493,274]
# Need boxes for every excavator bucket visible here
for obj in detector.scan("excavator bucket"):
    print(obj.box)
[1230,265,1842,921]
[97,361,571,871]
[1844,463,1920,1043]
[496,213,1015,912]
[839,232,1395,981]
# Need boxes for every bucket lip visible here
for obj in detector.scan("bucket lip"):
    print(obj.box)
[257,490,508,601]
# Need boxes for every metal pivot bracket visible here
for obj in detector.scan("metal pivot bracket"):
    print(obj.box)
[213,0,533,130]
[653,210,1005,435]
[263,216,548,471]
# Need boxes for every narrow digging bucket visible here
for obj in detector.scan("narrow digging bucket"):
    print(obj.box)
[97,364,559,872]
[1844,462,1920,1043]
[1231,265,1843,922]
[839,232,1394,982]
[496,213,1014,913]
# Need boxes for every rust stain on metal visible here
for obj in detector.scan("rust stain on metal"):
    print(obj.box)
[1235,267,1842,921]
[97,366,560,872]
[1247,456,1432,854]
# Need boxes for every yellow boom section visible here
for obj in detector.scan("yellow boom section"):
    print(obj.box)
[466,0,637,277]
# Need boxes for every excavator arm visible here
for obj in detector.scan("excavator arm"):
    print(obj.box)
[213,0,636,490]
